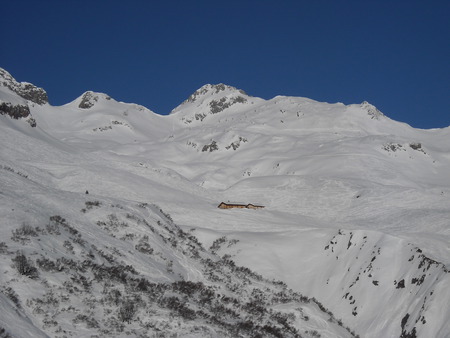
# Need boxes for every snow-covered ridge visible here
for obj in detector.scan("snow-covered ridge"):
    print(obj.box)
[0,68,48,105]
[170,83,265,125]
[1,67,450,337]
[358,101,385,120]
[184,83,249,103]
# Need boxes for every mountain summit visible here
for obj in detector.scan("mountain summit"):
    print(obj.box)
[170,83,263,124]
[0,68,48,105]
[76,91,112,109]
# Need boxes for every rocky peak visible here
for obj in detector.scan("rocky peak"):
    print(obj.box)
[78,91,111,109]
[185,84,248,104]
[0,68,48,105]
[171,84,255,123]
[360,101,384,120]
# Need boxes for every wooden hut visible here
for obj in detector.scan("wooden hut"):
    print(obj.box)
[218,202,264,210]
[245,203,264,209]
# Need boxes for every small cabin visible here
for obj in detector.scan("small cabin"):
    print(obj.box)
[246,203,265,210]
[218,202,264,210]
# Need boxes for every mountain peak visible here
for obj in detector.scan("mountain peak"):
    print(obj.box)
[170,83,260,123]
[184,84,248,104]
[0,68,48,105]
[77,91,112,109]
[359,101,385,120]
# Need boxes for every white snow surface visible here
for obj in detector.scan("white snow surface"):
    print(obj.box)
[1,69,449,337]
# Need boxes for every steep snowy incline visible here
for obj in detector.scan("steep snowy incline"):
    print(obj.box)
[1,117,357,338]
[203,227,450,338]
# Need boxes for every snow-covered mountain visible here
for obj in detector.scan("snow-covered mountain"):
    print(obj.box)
[1,68,449,338]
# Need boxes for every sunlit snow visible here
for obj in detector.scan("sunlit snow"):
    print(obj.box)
[1,70,449,338]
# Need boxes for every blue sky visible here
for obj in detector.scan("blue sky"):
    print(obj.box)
[2,1,449,128]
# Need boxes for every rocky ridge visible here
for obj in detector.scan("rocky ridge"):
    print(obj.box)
[0,68,48,105]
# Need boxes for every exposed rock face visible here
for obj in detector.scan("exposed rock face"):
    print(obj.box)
[16,82,48,105]
[0,102,36,127]
[78,91,111,109]
[78,91,98,109]
[0,102,31,119]
[172,84,255,125]
[185,84,248,104]
[0,68,48,105]
[0,68,41,127]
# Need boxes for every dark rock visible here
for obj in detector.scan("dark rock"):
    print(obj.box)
[27,117,37,127]
[0,102,30,119]
[17,82,48,105]
[78,91,109,109]
[0,68,48,105]
[396,279,405,289]
[202,141,218,152]
[79,92,97,109]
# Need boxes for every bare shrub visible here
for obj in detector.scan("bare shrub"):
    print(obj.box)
[11,223,38,243]
[12,252,38,279]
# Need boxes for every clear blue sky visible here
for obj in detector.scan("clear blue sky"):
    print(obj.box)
[2,1,449,128]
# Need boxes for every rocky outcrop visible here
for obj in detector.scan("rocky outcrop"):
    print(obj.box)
[0,102,30,119]
[172,84,255,125]
[185,84,248,104]
[0,68,48,105]
[0,102,36,127]
[78,91,98,109]
[78,91,111,109]
[16,82,48,105]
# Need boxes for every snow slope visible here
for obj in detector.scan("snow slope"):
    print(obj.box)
[1,68,449,337]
